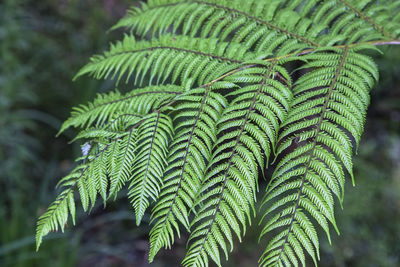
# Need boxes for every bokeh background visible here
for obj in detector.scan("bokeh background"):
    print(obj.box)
[1,0,399,266]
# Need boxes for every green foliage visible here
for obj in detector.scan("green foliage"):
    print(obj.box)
[36,0,400,266]
[259,47,377,266]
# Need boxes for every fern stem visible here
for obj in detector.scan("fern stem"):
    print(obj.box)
[275,46,349,264]
[112,96,180,136]
[77,90,179,126]
[105,90,180,106]
[263,40,400,63]
[200,64,255,88]
[370,40,400,45]
[112,46,241,63]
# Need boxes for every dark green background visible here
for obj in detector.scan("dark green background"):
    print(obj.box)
[1,1,399,266]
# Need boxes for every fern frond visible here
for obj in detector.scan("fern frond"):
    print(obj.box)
[37,1,400,265]
[259,46,378,266]
[92,144,109,204]
[128,112,174,225]
[183,62,292,267]
[337,0,400,41]
[308,0,400,47]
[36,142,111,250]
[58,85,182,135]
[74,34,253,87]
[36,186,76,250]
[114,0,321,53]
[148,86,227,261]
[108,128,137,198]
[115,0,400,58]
[37,140,118,249]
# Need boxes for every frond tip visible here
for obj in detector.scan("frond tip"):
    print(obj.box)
[36,164,86,250]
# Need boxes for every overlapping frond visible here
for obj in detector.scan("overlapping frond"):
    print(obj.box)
[259,46,378,266]
[114,0,400,58]
[148,86,227,261]
[36,143,111,249]
[74,34,255,87]
[58,85,182,134]
[182,62,292,267]
[128,112,174,225]
[114,0,322,55]
[108,128,137,198]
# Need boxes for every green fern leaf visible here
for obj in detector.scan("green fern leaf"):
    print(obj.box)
[73,34,251,87]
[259,46,378,266]
[336,0,400,41]
[128,112,174,225]
[37,162,89,249]
[115,0,400,55]
[114,0,321,51]
[58,85,182,135]
[109,128,137,198]
[148,86,227,261]
[36,186,76,251]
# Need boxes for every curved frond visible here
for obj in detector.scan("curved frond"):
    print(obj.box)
[108,128,137,198]
[36,186,76,251]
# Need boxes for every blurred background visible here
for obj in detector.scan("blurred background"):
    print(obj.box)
[0,0,399,266]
